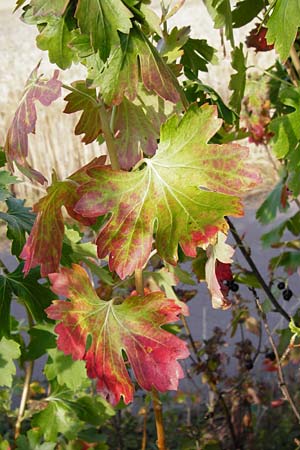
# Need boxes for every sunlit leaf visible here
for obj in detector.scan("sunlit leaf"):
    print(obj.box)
[0,338,20,387]
[46,264,189,405]
[76,104,258,279]
[4,65,61,184]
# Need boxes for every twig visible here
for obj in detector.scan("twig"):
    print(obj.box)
[290,45,300,79]
[141,404,148,450]
[14,312,34,440]
[180,314,201,363]
[226,217,291,322]
[134,269,144,297]
[152,388,167,450]
[251,288,300,423]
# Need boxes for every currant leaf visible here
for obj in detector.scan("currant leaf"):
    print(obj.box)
[87,27,181,105]
[266,0,300,61]
[30,0,70,16]
[75,0,133,61]
[75,104,259,279]
[46,264,189,405]
[4,64,62,184]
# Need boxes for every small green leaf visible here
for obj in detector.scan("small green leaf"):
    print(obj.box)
[289,319,300,336]
[229,44,247,114]
[0,337,21,387]
[181,38,218,79]
[266,0,300,61]
[26,324,57,360]
[74,395,115,426]
[45,348,87,390]
[204,0,234,46]
[256,179,289,224]
[232,0,265,28]
[0,198,35,256]
[36,15,75,69]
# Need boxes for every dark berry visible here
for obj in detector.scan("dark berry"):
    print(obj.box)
[277,282,285,290]
[245,360,253,370]
[283,289,293,301]
[230,282,239,292]
[266,351,276,361]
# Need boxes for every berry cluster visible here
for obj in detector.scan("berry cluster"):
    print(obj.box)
[277,282,293,301]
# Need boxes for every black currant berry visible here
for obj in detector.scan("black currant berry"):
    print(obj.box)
[245,360,253,370]
[277,281,285,290]
[283,289,293,301]
[230,282,239,292]
[265,351,276,361]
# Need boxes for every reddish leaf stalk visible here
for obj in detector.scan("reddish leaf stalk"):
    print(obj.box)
[252,288,300,423]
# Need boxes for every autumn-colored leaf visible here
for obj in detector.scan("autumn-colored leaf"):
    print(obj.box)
[63,81,102,144]
[88,27,181,105]
[46,264,189,405]
[20,157,105,276]
[246,24,274,52]
[4,65,62,184]
[75,104,259,279]
[205,232,234,309]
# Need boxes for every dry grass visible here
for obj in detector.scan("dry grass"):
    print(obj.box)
[0,1,278,205]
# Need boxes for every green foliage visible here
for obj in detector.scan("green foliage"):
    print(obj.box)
[229,44,247,114]
[0,337,20,387]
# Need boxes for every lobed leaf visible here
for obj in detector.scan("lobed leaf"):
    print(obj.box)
[76,104,259,279]
[4,65,62,184]
[266,0,300,61]
[46,264,189,405]
[229,44,247,114]
[0,338,21,387]
[30,0,70,16]
[75,0,133,61]
[88,27,181,105]
[20,157,105,276]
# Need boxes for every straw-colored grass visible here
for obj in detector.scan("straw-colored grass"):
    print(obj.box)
[0,1,278,205]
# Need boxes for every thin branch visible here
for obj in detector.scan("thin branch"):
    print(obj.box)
[134,269,144,296]
[152,388,167,450]
[141,404,148,450]
[227,217,291,322]
[218,392,240,450]
[290,45,300,79]
[251,288,300,423]
[180,314,201,363]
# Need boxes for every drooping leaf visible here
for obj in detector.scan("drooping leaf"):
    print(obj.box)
[4,65,62,184]
[88,27,181,105]
[205,232,234,309]
[63,81,102,144]
[29,0,70,16]
[46,264,189,405]
[0,338,21,387]
[0,198,35,256]
[269,87,300,159]
[75,0,133,61]
[32,388,80,442]
[229,44,247,114]
[75,104,258,279]
[266,0,300,61]
[158,26,190,63]
[0,171,19,202]
[232,0,265,28]
[45,348,87,390]
[113,98,159,169]
[181,38,218,79]
[36,15,74,69]
[256,178,289,224]
[203,0,234,46]
[20,157,105,277]
[2,263,55,325]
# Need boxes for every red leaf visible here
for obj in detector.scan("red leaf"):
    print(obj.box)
[246,25,274,52]
[21,156,105,276]
[46,264,189,405]
[4,64,62,184]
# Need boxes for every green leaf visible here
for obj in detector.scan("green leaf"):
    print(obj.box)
[0,277,13,339]
[74,395,115,426]
[232,0,265,28]
[75,104,258,279]
[0,171,19,202]
[158,26,190,63]
[269,251,300,273]
[88,27,181,105]
[45,348,87,390]
[29,0,70,16]
[0,198,35,256]
[229,44,247,114]
[235,271,261,288]
[289,318,300,336]
[256,179,288,224]
[32,396,79,442]
[75,0,133,60]
[0,337,20,387]
[36,15,74,69]
[16,429,56,450]
[181,38,218,79]
[4,263,55,324]
[266,0,300,61]
[269,87,300,159]
[261,211,300,247]
[26,324,57,360]
[204,0,234,46]
[63,81,102,144]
